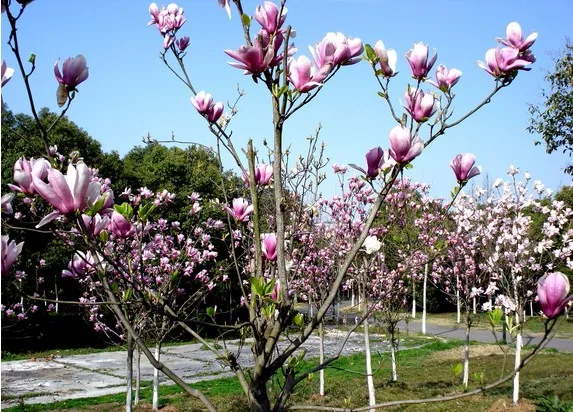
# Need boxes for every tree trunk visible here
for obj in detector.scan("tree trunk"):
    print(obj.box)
[389,324,398,382]
[530,301,533,318]
[462,312,471,388]
[363,315,376,410]
[456,275,461,324]
[411,280,416,318]
[153,342,161,412]
[249,381,272,412]
[422,263,428,335]
[513,315,522,405]
[319,320,325,396]
[351,283,355,308]
[126,334,133,412]
[135,345,141,406]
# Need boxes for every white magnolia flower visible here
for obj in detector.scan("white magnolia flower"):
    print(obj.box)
[363,235,382,254]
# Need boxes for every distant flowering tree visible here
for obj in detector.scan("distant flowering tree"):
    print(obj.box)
[4,1,570,411]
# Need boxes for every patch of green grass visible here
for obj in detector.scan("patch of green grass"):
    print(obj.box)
[425,312,573,338]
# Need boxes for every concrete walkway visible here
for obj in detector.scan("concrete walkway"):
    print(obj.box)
[1,321,571,409]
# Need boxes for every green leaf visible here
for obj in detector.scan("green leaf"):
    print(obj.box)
[250,277,266,296]
[138,203,156,221]
[99,230,109,243]
[241,13,251,28]
[206,307,216,318]
[293,313,304,327]
[261,303,275,319]
[364,44,377,62]
[263,278,276,296]
[122,288,133,302]
[377,91,387,99]
[114,202,134,219]
[404,163,414,170]
[452,362,463,376]
[28,53,36,64]
[488,307,503,326]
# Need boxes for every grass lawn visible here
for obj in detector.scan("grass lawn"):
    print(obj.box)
[424,312,573,338]
[3,340,572,412]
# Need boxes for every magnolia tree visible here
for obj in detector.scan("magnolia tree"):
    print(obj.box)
[476,172,572,404]
[3,0,571,411]
[432,170,573,397]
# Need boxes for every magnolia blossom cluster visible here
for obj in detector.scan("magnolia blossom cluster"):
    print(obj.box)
[191,91,224,123]
[433,173,573,318]
[225,2,294,75]
[288,31,363,93]
[148,3,188,50]
[7,157,114,228]
[290,177,381,303]
[223,1,363,94]
[478,22,537,79]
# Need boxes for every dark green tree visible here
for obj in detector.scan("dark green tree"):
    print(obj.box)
[528,40,573,175]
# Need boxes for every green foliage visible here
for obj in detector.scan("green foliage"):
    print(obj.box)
[535,394,573,412]
[528,41,573,175]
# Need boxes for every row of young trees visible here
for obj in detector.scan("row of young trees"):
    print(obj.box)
[2,1,572,411]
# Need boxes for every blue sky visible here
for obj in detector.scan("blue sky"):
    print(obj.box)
[2,0,572,199]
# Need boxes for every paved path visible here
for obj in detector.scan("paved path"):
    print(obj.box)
[1,321,571,409]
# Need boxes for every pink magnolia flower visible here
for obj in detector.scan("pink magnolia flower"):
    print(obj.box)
[54,55,89,90]
[32,161,91,219]
[163,34,175,50]
[225,198,254,222]
[288,55,330,93]
[406,42,437,80]
[255,1,287,34]
[404,87,439,122]
[1,60,14,87]
[54,55,89,107]
[191,91,224,123]
[108,210,135,238]
[1,193,14,215]
[62,251,95,279]
[256,29,296,68]
[309,32,363,69]
[262,233,277,261]
[256,164,273,186]
[225,43,274,75]
[428,64,462,93]
[81,213,110,238]
[1,236,24,275]
[176,36,190,52]
[218,0,231,19]
[271,279,281,301]
[450,153,481,183]
[149,3,186,34]
[498,22,537,52]
[373,40,397,77]
[8,157,50,196]
[388,125,424,164]
[478,47,535,79]
[332,164,348,173]
[243,164,273,187]
[365,147,384,178]
[537,272,573,318]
